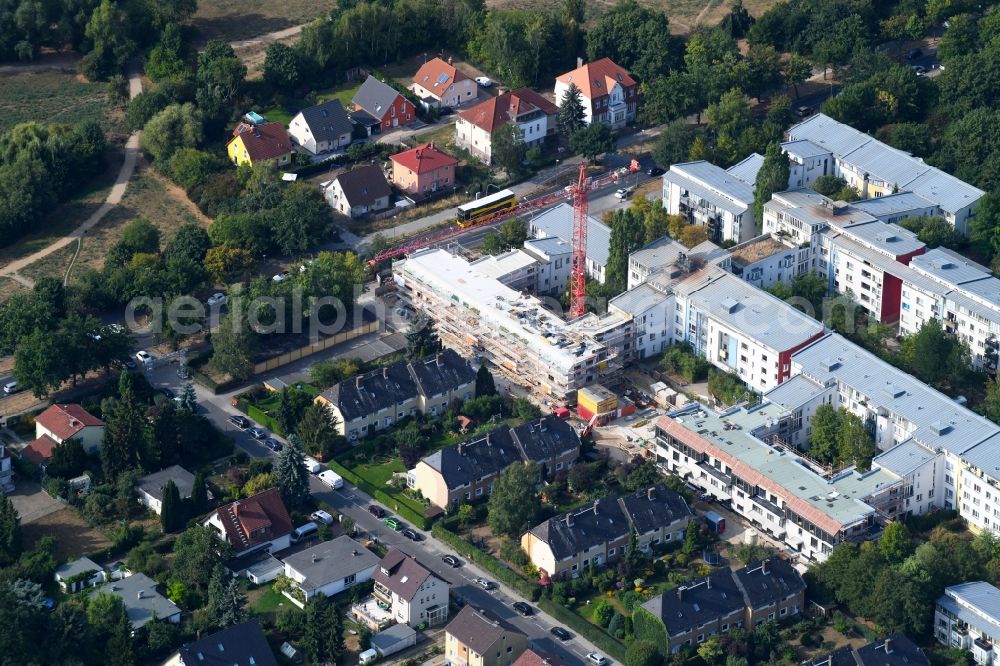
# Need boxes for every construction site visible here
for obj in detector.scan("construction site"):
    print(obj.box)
[393,247,631,402]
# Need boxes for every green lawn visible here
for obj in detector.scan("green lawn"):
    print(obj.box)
[351,459,427,516]
[251,587,289,614]
[0,70,113,134]
[257,107,294,126]
[316,83,362,108]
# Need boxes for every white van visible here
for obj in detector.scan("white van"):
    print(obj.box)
[290,522,318,543]
[359,648,378,665]
[318,470,343,489]
[302,456,323,473]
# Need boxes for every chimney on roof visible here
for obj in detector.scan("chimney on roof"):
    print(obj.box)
[448,56,453,65]
[436,352,443,367]
[677,586,684,601]
[353,549,359,556]
[647,487,656,501]
[416,148,422,159]
[383,367,388,379]
[706,576,712,590]
[233,501,240,517]
[577,57,583,68]
[761,559,769,575]
[593,499,600,513]
[884,639,893,654]
[137,589,144,599]
[565,512,574,527]
[312,554,317,563]
[356,376,363,389]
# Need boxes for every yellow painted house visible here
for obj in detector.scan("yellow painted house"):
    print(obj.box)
[226,121,293,167]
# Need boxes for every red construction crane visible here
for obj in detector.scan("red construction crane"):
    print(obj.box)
[568,161,590,319]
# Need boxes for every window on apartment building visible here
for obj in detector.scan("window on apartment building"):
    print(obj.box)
[697,635,704,644]
[465,492,471,500]
[780,608,787,617]
[476,487,483,496]
[608,548,616,556]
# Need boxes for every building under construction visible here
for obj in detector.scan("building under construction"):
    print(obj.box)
[394,248,632,402]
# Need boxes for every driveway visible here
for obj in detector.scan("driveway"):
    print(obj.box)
[8,480,63,524]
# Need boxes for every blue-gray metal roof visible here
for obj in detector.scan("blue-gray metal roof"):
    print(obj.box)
[666,161,754,215]
[872,440,937,477]
[677,269,825,352]
[911,248,993,286]
[939,582,1000,635]
[726,152,765,184]
[56,556,102,580]
[609,283,668,315]
[839,220,924,257]
[792,334,1000,456]
[781,139,830,161]
[850,192,937,220]
[957,432,1000,478]
[786,113,983,215]
[762,373,828,410]
[529,202,610,266]
[523,236,571,257]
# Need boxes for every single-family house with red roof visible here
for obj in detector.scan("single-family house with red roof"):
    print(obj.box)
[554,57,638,129]
[352,75,414,133]
[226,122,294,167]
[410,57,477,109]
[390,143,458,196]
[34,404,105,455]
[204,487,293,556]
[455,88,558,165]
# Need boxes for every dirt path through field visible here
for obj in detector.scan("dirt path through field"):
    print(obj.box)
[0,63,143,288]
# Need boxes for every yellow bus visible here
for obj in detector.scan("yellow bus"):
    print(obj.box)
[456,189,517,228]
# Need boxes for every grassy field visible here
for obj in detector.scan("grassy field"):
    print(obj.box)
[0,277,26,305]
[258,82,360,127]
[192,0,340,41]
[69,163,210,277]
[21,507,113,562]
[0,70,117,134]
[20,242,79,284]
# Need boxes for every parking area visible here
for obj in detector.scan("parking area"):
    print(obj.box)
[7,480,63,524]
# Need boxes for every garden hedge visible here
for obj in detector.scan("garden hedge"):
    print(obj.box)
[430,523,539,600]
[328,461,430,530]
[537,598,627,663]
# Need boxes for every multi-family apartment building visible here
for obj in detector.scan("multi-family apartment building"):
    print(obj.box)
[408,415,580,511]
[522,237,572,295]
[761,188,929,323]
[373,549,449,627]
[394,247,631,401]
[455,88,558,164]
[315,349,476,440]
[661,159,760,244]
[900,248,1000,372]
[520,485,692,579]
[935,582,1000,665]
[528,203,611,283]
[764,332,1000,535]
[634,557,805,655]
[554,58,638,129]
[610,252,825,390]
[655,400,905,561]
[784,113,984,235]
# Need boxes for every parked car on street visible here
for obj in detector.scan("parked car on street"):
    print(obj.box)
[646,167,665,177]
[401,528,421,541]
[248,427,268,440]
[441,555,460,567]
[550,627,571,641]
[135,350,152,363]
[587,653,610,666]
[207,292,227,306]
[512,601,532,616]
[228,415,250,429]
[368,504,386,518]
[475,578,495,591]
[263,437,283,451]
[318,470,343,489]
[475,76,492,87]
[3,381,20,395]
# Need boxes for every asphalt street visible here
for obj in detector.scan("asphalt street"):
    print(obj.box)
[139,357,612,665]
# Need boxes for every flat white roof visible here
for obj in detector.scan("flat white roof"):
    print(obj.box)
[398,249,609,372]
[470,250,537,281]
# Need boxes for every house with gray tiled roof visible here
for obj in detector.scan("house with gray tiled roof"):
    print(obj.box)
[315,349,476,441]
[634,557,804,655]
[807,635,929,666]
[408,415,580,511]
[520,485,692,579]
[288,99,354,155]
[445,606,527,666]
[92,573,181,630]
[352,75,414,133]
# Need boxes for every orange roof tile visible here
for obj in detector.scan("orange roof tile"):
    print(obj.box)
[35,404,104,441]
[412,57,469,97]
[228,122,292,162]
[391,143,458,174]
[556,57,635,101]
[21,435,59,465]
[457,89,558,134]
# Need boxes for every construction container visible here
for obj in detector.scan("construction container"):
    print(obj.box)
[705,510,726,534]
[577,384,618,424]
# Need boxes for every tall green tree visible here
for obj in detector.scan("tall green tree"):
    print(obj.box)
[586,0,681,82]
[196,40,246,123]
[302,595,344,664]
[263,42,302,92]
[0,494,22,567]
[605,208,644,294]
[141,103,203,163]
[13,329,66,398]
[753,142,790,233]
[406,313,442,360]
[160,479,185,533]
[808,404,840,463]
[837,411,876,471]
[172,524,231,590]
[491,123,526,174]
[296,403,340,460]
[207,565,249,628]
[651,120,696,169]
[47,438,88,479]
[79,0,136,80]
[719,0,755,38]
[101,372,148,480]
[487,461,540,538]
[570,122,614,161]
[557,83,586,137]
[475,364,497,397]
[189,470,208,516]
[784,54,812,99]
[210,309,256,381]
[274,440,310,508]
